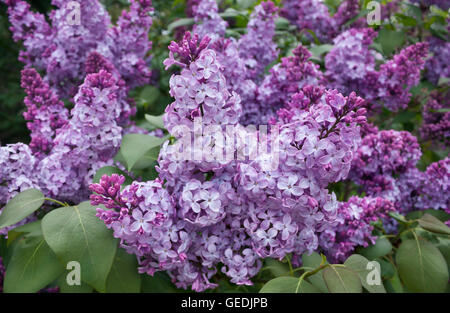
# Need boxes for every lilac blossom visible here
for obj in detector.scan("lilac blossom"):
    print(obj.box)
[425,36,450,85]
[21,68,69,157]
[420,91,450,146]
[377,42,429,111]
[324,28,380,100]
[0,143,39,235]
[191,0,227,41]
[163,32,241,137]
[89,31,370,291]
[256,45,323,124]
[237,1,278,83]
[320,196,397,263]
[3,0,153,98]
[280,0,337,42]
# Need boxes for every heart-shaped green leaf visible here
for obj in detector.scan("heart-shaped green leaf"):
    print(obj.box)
[302,252,329,293]
[344,254,386,293]
[259,276,321,293]
[4,221,63,293]
[119,134,166,171]
[0,189,44,229]
[106,247,141,293]
[42,201,118,292]
[145,114,165,130]
[322,266,362,293]
[357,236,392,260]
[418,213,450,235]
[397,238,448,292]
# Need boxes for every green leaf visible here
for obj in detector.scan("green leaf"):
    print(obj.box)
[141,272,180,293]
[389,212,407,223]
[344,254,386,293]
[309,44,334,58]
[302,252,329,293]
[106,247,141,293]
[393,111,417,124]
[0,189,44,229]
[322,266,362,293]
[274,17,290,30]
[394,13,417,27]
[430,5,449,19]
[357,237,392,260]
[378,29,405,55]
[435,237,450,274]
[260,277,321,293]
[56,275,93,293]
[396,238,449,292]
[119,134,166,171]
[237,0,257,9]
[7,220,43,246]
[406,209,450,222]
[377,258,395,280]
[167,17,194,32]
[145,114,165,129]
[139,86,161,108]
[41,201,118,292]
[437,76,450,87]
[219,8,248,19]
[384,269,404,293]
[4,224,64,293]
[418,213,450,235]
[264,258,291,277]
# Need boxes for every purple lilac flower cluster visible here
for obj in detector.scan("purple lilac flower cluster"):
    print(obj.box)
[21,68,69,157]
[332,0,362,29]
[325,29,429,111]
[324,28,380,101]
[3,0,153,99]
[280,0,338,42]
[191,0,227,41]
[0,144,39,236]
[210,2,279,124]
[0,58,124,214]
[350,130,422,202]
[0,143,39,207]
[38,67,123,202]
[185,0,279,125]
[280,0,401,43]
[1,0,154,214]
[256,45,323,124]
[91,33,370,290]
[350,128,449,215]
[420,158,450,212]
[377,42,429,111]
[420,91,450,146]
[320,196,397,263]
[237,1,279,83]
[425,36,450,85]
[162,32,242,137]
